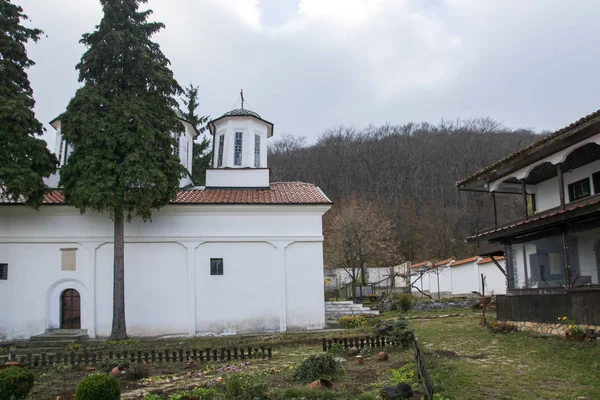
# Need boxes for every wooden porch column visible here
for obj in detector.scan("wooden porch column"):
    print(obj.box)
[492,192,498,229]
[557,164,565,209]
[561,227,571,287]
[521,180,528,220]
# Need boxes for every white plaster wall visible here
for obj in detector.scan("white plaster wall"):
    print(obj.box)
[450,262,479,295]
[0,203,329,340]
[194,242,279,334]
[205,169,270,188]
[534,159,600,212]
[0,242,86,340]
[478,262,507,295]
[95,243,188,337]
[286,242,325,330]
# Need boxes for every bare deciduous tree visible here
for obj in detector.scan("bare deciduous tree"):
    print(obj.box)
[324,197,400,297]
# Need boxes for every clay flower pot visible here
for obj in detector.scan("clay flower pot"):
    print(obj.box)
[479,296,492,306]
[353,355,364,365]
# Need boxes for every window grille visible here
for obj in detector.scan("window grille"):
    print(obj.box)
[210,258,224,275]
[254,134,261,168]
[234,132,243,166]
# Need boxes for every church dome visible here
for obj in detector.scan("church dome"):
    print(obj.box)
[221,109,262,119]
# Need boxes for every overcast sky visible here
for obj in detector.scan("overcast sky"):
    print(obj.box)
[18,0,600,148]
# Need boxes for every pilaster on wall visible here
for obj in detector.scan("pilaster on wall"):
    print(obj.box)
[77,241,106,339]
[268,241,294,332]
[177,241,205,336]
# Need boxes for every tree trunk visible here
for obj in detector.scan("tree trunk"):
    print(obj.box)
[110,209,128,340]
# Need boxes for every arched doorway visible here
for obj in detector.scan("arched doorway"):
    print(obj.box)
[61,289,81,329]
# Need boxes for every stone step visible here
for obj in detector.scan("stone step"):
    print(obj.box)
[24,340,81,349]
[326,310,380,317]
[325,301,354,305]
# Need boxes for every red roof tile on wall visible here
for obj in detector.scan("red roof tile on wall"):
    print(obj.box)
[2,182,331,205]
[477,256,505,265]
[451,256,480,267]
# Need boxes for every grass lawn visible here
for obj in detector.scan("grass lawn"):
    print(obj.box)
[412,315,600,399]
[16,311,600,399]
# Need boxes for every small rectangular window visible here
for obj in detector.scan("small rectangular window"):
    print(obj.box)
[592,171,600,194]
[217,135,224,167]
[568,178,591,202]
[210,258,224,275]
[172,133,180,156]
[0,264,7,280]
[234,132,243,166]
[254,134,261,168]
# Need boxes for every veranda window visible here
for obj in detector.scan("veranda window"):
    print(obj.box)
[506,229,567,289]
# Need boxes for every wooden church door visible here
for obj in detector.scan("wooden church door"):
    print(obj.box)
[60,289,81,329]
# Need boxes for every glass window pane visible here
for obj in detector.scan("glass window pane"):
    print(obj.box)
[507,230,566,289]
[234,132,243,166]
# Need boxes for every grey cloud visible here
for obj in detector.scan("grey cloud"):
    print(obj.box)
[16,0,600,149]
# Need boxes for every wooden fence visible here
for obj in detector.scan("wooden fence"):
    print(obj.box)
[412,338,434,400]
[2,346,272,368]
[321,335,389,351]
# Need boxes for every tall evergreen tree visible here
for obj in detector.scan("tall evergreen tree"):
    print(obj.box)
[0,0,57,207]
[178,83,211,185]
[60,0,184,339]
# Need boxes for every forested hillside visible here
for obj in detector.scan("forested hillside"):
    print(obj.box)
[269,118,542,262]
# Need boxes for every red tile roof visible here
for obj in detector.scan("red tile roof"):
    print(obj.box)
[410,260,432,269]
[456,109,600,188]
[451,256,480,267]
[468,195,600,240]
[433,258,454,267]
[1,182,331,205]
[477,256,505,265]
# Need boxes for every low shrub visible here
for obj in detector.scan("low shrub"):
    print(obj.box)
[390,363,418,388]
[386,320,415,349]
[74,374,120,400]
[128,363,150,380]
[338,315,368,329]
[273,387,344,399]
[0,366,35,400]
[168,388,220,400]
[398,294,413,312]
[142,395,163,400]
[293,354,344,383]
[223,373,266,400]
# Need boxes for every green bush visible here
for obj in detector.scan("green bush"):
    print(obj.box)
[293,354,344,383]
[398,294,413,312]
[337,315,368,329]
[356,393,378,400]
[390,363,417,387]
[142,395,163,400]
[168,389,219,400]
[224,373,266,400]
[74,374,120,400]
[386,320,415,349]
[128,363,150,380]
[273,387,344,399]
[0,367,35,400]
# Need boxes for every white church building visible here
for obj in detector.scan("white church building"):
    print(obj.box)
[0,108,332,341]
